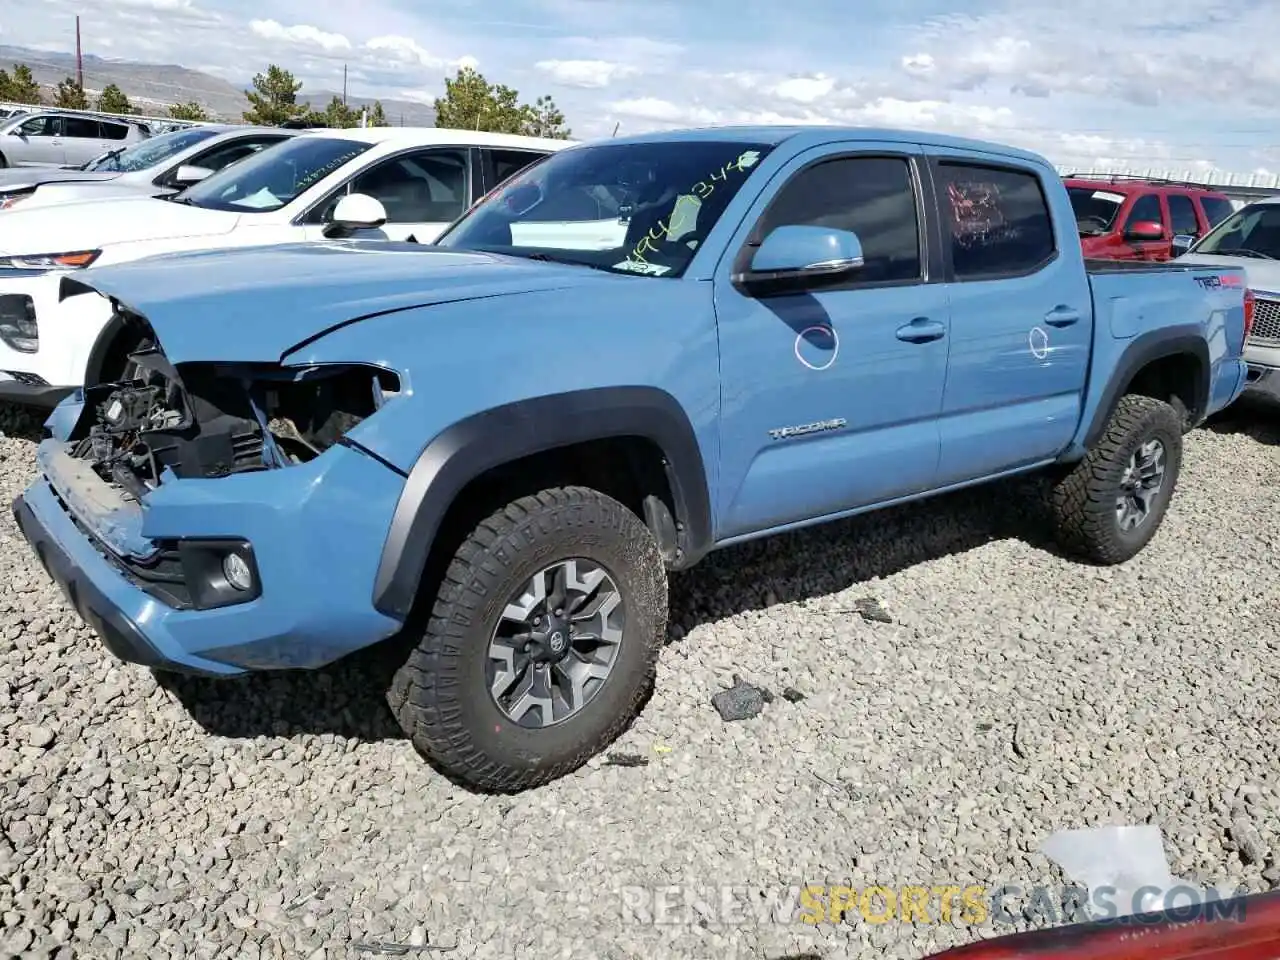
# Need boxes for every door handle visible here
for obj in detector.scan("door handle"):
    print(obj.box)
[1043,306,1081,327]
[895,317,946,343]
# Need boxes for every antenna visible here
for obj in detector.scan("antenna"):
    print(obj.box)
[75,16,83,90]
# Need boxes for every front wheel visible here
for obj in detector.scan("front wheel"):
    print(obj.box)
[388,486,668,791]
[1050,394,1183,564]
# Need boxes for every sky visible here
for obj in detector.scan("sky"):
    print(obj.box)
[5,0,1280,176]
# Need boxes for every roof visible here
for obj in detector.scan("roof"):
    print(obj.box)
[603,123,1051,165]
[1063,175,1231,195]
[293,126,577,152]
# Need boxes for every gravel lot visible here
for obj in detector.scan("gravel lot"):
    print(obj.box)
[1,398,1278,960]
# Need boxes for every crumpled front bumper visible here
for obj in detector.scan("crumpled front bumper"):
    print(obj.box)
[12,434,410,676]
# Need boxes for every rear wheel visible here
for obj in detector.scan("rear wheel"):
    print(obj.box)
[1050,393,1183,564]
[388,486,668,791]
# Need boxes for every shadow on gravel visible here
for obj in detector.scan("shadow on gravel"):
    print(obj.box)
[666,472,1058,637]
[0,401,48,443]
[1203,393,1280,446]
[155,643,409,745]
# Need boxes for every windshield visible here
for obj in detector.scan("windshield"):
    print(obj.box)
[178,136,372,213]
[84,126,222,173]
[1191,202,1280,259]
[437,139,776,277]
[1068,186,1126,236]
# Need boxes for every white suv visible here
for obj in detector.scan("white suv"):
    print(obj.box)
[0,110,148,169]
[0,126,573,406]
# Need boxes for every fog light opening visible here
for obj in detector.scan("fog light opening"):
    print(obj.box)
[222,552,253,592]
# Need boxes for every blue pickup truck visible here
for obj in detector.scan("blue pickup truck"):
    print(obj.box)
[11,126,1249,790]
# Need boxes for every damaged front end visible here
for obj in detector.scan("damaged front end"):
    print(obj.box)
[43,309,401,610]
[67,312,401,494]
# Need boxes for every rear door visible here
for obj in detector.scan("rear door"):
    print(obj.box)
[1167,192,1203,248]
[61,116,111,166]
[927,152,1094,483]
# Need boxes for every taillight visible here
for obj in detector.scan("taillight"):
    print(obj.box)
[1244,288,1256,342]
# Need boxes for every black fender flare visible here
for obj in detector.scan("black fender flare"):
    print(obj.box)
[1080,329,1210,450]
[371,386,715,620]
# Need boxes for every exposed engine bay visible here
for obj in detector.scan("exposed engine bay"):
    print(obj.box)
[66,324,400,501]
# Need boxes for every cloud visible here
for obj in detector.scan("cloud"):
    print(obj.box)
[535,59,639,88]
[249,20,350,53]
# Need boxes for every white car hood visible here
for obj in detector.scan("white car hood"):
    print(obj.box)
[15,180,175,211]
[1177,252,1280,294]
[0,195,241,256]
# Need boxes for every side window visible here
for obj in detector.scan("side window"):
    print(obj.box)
[190,137,287,175]
[18,115,57,137]
[935,162,1056,279]
[755,156,921,284]
[489,149,546,187]
[100,122,130,142]
[63,117,102,139]
[1201,196,1235,228]
[1167,194,1199,236]
[1125,193,1163,231]
[315,148,470,224]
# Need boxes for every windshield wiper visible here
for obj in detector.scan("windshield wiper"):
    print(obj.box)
[84,147,127,172]
[1213,247,1278,260]
[518,251,614,272]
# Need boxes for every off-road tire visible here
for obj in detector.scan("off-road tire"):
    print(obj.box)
[388,486,668,792]
[1050,393,1183,564]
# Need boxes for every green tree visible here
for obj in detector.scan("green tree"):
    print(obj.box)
[243,64,306,126]
[54,76,88,110]
[0,64,41,104]
[321,95,359,128]
[96,83,134,115]
[168,101,209,121]
[522,95,571,139]
[367,100,388,126]
[433,66,529,134]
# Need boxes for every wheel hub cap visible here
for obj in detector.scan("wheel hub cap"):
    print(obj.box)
[486,558,625,728]
[1115,438,1167,532]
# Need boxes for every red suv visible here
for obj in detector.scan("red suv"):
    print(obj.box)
[1063,175,1236,261]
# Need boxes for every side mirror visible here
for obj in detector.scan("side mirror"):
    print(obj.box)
[1124,220,1165,242]
[171,164,213,187]
[323,193,388,239]
[733,224,865,295]
[1170,234,1196,256]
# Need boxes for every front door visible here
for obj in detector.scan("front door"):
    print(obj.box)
[714,144,950,540]
[10,115,64,166]
[303,147,475,244]
[1120,192,1170,260]
[926,153,1094,484]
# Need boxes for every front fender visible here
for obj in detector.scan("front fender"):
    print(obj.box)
[369,386,714,620]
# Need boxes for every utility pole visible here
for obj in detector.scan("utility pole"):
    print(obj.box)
[75,16,83,90]
[342,64,347,106]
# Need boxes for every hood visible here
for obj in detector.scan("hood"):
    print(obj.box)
[1176,252,1280,294]
[0,169,122,191]
[0,195,240,255]
[10,179,172,212]
[78,241,622,364]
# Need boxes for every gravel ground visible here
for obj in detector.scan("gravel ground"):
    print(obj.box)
[1,398,1278,960]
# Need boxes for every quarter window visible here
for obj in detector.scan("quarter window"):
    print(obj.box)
[756,156,922,284]
[100,122,130,141]
[1200,196,1235,228]
[936,162,1056,279]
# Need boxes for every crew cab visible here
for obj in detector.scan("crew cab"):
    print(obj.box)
[0,124,294,212]
[1173,196,1280,400]
[11,126,1249,792]
[0,126,571,406]
[1065,175,1236,262]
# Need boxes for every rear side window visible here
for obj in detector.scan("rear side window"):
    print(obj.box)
[100,122,130,141]
[757,155,922,284]
[1200,196,1235,228]
[63,117,101,139]
[935,162,1056,279]
[1167,194,1199,236]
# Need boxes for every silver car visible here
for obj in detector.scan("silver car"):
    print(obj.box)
[0,110,148,168]
[0,124,296,211]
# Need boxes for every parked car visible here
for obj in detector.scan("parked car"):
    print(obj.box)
[0,109,149,168]
[0,124,295,211]
[1173,196,1280,400]
[1064,175,1236,262]
[0,126,572,405]
[11,126,1249,791]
